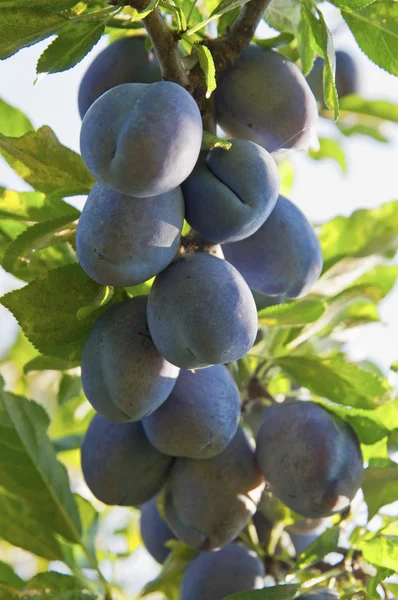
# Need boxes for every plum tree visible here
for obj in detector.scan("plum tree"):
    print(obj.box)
[163,426,265,550]
[80,81,202,197]
[307,50,359,106]
[180,543,265,600]
[296,588,340,600]
[142,365,241,459]
[181,139,280,243]
[78,36,161,118]
[81,414,173,506]
[76,183,184,287]
[81,296,179,422]
[147,252,258,369]
[215,46,318,153]
[286,519,327,555]
[255,401,364,518]
[140,497,176,564]
[223,195,323,298]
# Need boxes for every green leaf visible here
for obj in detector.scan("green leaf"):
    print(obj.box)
[330,0,375,10]
[276,355,390,409]
[362,459,398,517]
[0,489,62,559]
[339,95,398,122]
[224,585,298,600]
[53,434,84,453]
[0,8,68,59]
[264,0,301,33]
[58,374,82,405]
[201,131,232,151]
[0,562,23,588]
[141,542,198,598]
[319,201,398,271]
[0,98,33,138]
[360,535,398,570]
[0,189,79,222]
[2,215,77,281]
[76,285,114,320]
[308,138,347,173]
[0,220,26,261]
[210,0,250,18]
[0,0,78,8]
[297,6,316,75]
[253,33,295,49]
[258,299,326,327]
[337,122,389,143]
[0,377,81,543]
[195,45,217,98]
[367,568,395,599]
[343,1,398,76]
[297,526,339,568]
[1,264,123,362]
[37,20,105,74]
[24,355,79,373]
[26,573,83,594]
[0,126,95,197]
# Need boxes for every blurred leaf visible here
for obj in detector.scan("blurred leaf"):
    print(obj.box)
[210,0,250,18]
[0,126,95,197]
[276,355,390,408]
[330,0,375,9]
[363,458,398,518]
[141,541,198,598]
[297,526,339,568]
[337,122,389,143]
[347,265,398,302]
[319,201,398,271]
[53,434,84,453]
[37,20,105,74]
[0,189,79,222]
[0,220,26,262]
[277,159,294,196]
[253,33,294,48]
[217,6,240,34]
[367,568,395,599]
[0,377,81,543]
[0,98,33,138]
[2,215,77,281]
[224,585,298,600]
[309,138,347,173]
[26,572,83,593]
[0,0,77,7]
[340,95,398,122]
[24,355,79,373]
[195,45,216,98]
[0,561,23,588]
[258,299,326,327]
[343,1,398,76]
[264,0,301,33]
[58,374,82,405]
[0,8,68,59]
[360,534,398,570]
[1,264,125,362]
[50,394,93,440]
[201,131,232,151]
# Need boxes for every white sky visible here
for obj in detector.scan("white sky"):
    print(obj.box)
[0,20,397,372]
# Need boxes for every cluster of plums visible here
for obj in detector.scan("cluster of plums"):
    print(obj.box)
[77,37,362,599]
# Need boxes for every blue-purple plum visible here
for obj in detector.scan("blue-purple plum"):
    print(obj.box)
[307,50,359,106]
[143,366,240,459]
[80,81,202,197]
[223,196,323,299]
[78,37,161,118]
[286,519,326,555]
[255,401,364,518]
[147,252,258,369]
[81,414,172,506]
[140,497,176,563]
[81,296,179,423]
[181,140,280,243]
[164,427,265,550]
[296,589,339,600]
[180,544,265,600]
[216,46,318,153]
[76,183,184,287]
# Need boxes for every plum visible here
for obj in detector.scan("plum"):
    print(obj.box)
[140,497,176,563]
[180,543,265,600]
[164,427,265,550]
[76,183,184,287]
[81,296,179,423]
[78,36,161,118]
[216,46,318,152]
[223,195,323,299]
[147,252,258,369]
[80,81,202,197]
[307,50,359,106]
[143,365,240,459]
[256,401,364,518]
[81,414,172,506]
[181,140,280,243]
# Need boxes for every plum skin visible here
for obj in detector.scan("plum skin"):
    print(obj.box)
[181,139,280,244]
[78,36,161,118]
[80,81,203,198]
[81,296,180,423]
[140,497,176,564]
[81,414,173,507]
[147,252,258,369]
[215,46,318,153]
[76,183,184,287]
[142,365,241,459]
[180,544,265,600]
[255,401,364,518]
